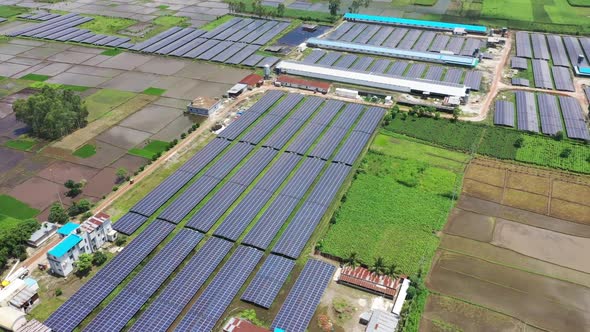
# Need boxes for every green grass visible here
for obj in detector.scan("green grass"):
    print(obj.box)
[4,137,36,151]
[21,73,50,82]
[101,48,123,56]
[142,87,166,96]
[568,0,590,6]
[157,5,169,9]
[200,15,235,31]
[153,15,186,27]
[128,140,169,159]
[73,144,96,158]
[78,15,136,36]
[63,85,91,92]
[0,194,39,219]
[28,81,90,91]
[0,214,22,228]
[320,133,469,275]
[0,5,27,18]
[229,1,336,22]
[84,89,137,122]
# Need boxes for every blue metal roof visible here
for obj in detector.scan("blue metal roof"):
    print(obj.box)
[577,66,590,76]
[48,234,82,257]
[344,13,487,33]
[57,222,79,236]
[307,38,478,67]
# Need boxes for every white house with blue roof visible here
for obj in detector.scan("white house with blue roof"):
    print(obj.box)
[47,212,115,277]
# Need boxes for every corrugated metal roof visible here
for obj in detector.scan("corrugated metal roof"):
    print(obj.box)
[48,234,82,257]
[339,266,398,297]
[56,222,78,236]
[344,13,487,33]
[365,310,399,332]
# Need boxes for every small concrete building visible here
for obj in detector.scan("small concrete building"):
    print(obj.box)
[0,277,39,313]
[364,310,399,332]
[187,97,222,116]
[27,222,57,248]
[47,213,115,277]
[226,83,249,98]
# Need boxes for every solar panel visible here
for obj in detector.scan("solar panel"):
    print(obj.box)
[130,237,233,332]
[241,54,265,67]
[112,212,148,235]
[268,93,305,118]
[27,16,92,38]
[334,54,358,69]
[536,93,563,135]
[340,23,368,42]
[257,56,281,68]
[254,153,302,192]
[246,90,285,115]
[281,158,325,199]
[333,131,371,166]
[312,100,345,126]
[516,31,532,58]
[516,91,539,132]
[512,77,530,87]
[130,170,194,217]
[387,61,408,76]
[444,37,464,54]
[241,254,295,308]
[303,49,327,64]
[155,29,205,55]
[353,24,380,44]
[585,86,590,104]
[241,20,277,44]
[547,35,570,67]
[405,63,426,78]
[328,21,355,40]
[130,27,182,51]
[424,65,444,81]
[531,33,550,60]
[183,39,220,58]
[225,44,260,65]
[180,138,231,175]
[511,56,528,70]
[354,106,386,134]
[412,31,436,52]
[578,37,590,64]
[464,71,483,91]
[563,36,588,67]
[368,26,394,46]
[460,38,480,56]
[253,22,290,45]
[55,29,89,42]
[369,59,391,73]
[168,37,207,57]
[227,20,265,42]
[106,37,131,47]
[532,59,553,89]
[559,96,590,140]
[70,32,95,42]
[382,27,408,48]
[272,259,335,332]
[10,13,78,37]
[285,123,325,155]
[552,66,575,92]
[214,18,254,41]
[398,29,422,49]
[200,17,242,39]
[429,34,450,52]
[309,128,349,160]
[84,229,203,332]
[198,40,233,60]
[494,100,515,127]
[443,68,463,84]
[350,56,374,71]
[317,52,342,66]
[199,141,254,179]
[175,246,263,332]
[94,36,119,46]
[185,181,246,232]
[156,175,219,223]
[263,118,307,150]
[45,220,175,332]
[230,147,278,186]
[212,42,247,62]
[240,114,283,144]
[290,96,325,121]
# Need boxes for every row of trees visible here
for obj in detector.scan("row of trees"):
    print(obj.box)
[74,251,107,277]
[227,0,370,18]
[0,219,40,271]
[343,252,401,279]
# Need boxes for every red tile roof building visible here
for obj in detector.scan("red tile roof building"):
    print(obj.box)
[338,266,401,298]
[240,74,264,88]
[275,75,330,93]
[223,318,269,332]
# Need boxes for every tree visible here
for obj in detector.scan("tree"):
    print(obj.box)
[276,3,285,17]
[452,107,461,121]
[48,203,68,224]
[0,219,39,270]
[514,137,525,148]
[237,1,246,12]
[344,252,359,268]
[369,256,387,275]
[13,86,88,140]
[560,147,572,158]
[387,263,400,279]
[92,251,107,266]
[75,253,93,277]
[554,130,564,141]
[115,235,127,246]
[348,0,370,13]
[328,0,340,16]
[115,167,128,183]
[68,199,91,217]
[64,179,84,197]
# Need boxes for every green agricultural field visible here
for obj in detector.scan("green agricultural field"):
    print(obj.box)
[84,89,137,122]
[79,15,136,36]
[0,194,39,220]
[142,87,166,96]
[21,74,50,82]
[129,140,169,159]
[0,5,27,18]
[320,133,469,275]
[5,137,36,151]
[101,49,123,57]
[73,144,97,158]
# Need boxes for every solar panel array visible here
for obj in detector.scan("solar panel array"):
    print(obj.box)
[494,100,515,127]
[112,212,148,236]
[536,93,563,135]
[559,96,590,140]
[511,57,528,70]
[129,237,233,332]
[272,259,336,332]
[516,91,539,132]
[552,66,575,92]
[84,229,203,332]
[511,78,530,87]
[301,49,482,90]
[5,15,285,68]
[516,31,532,58]
[175,246,263,332]
[241,254,296,308]
[45,220,175,332]
[326,22,481,57]
[532,59,553,89]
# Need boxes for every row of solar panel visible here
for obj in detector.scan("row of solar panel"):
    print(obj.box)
[516,31,590,68]
[302,49,483,90]
[326,21,483,56]
[194,16,290,45]
[496,92,590,140]
[7,14,281,68]
[511,56,575,92]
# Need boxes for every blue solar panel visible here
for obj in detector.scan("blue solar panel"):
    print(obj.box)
[268,93,305,118]
[185,182,247,232]
[241,255,295,308]
[155,29,205,55]
[281,158,325,199]
[272,259,335,332]
[130,27,182,51]
[45,220,175,332]
[112,212,148,235]
[333,131,372,166]
[84,229,203,332]
[156,175,219,223]
[204,142,254,180]
[254,153,302,193]
[175,246,263,332]
[169,37,207,57]
[130,170,194,217]
[229,147,278,186]
[307,163,351,206]
[309,127,348,160]
[290,96,325,121]
[179,138,231,175]
[240,114,283,144]
[312,100,345,126]
[129,237,233,332]
[286,123,327,155]
[225,44,260,65]
[263,118,306,150]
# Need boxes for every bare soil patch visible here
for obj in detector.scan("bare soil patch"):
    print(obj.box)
[95,125,152,149]
[550,199,590,226]
[83,167,117,198]
[445,208,495,242]
[503,188,548,214]
[552,180,590,207]
[37,161,100,184]
[0,146,26,173]
[465,163,505,187]
[0,114,29,139]
[150,114,194,142]
[462,178,503,202]
[8,176,64,210]
[506,171,550,195]
[108,154,146,169]
[119,104,182,134]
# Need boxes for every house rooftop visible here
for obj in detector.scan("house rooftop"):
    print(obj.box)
[28,222,57,243]
[48,234,82,257]
[339,266,400,297]
[344,13,487,33]
[57,222,79,236]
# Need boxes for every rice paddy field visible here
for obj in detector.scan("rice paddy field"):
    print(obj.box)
[320,132,469,275]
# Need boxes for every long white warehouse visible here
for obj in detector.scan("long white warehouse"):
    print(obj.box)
[275,61,468,98]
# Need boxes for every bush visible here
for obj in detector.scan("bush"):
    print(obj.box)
[514,137,525,148]
[92,251,107,266]
[180,133,187,139]
[74,253,93,277]
[55,288,63,296]
[115,235,127,246]
[112,186,119,192]
[67,199,91,217]
[48,204,68,224]
[560,147,572,158]
[81,211,93,220]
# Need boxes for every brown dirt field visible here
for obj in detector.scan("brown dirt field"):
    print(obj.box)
[552,180,590,207]
[445,208,495,242]
[108,154,146,170]
[436,251,590,312]
[427,255,590,332]
[492,219,590,273]
[502,188,548,215]
[505,171,550,196]
[439,234,590,288]
[465,163,505,187]
[421,293,524,332]
[83,167,117,198]
[72,141,127,169]
[462,179,504,203]
[457,195,590,238]
[37,161,100,184]
[8,176,65,210]
[550,199,590,225]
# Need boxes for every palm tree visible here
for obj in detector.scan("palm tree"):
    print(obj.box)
[387,263,400,279]
[369,256,387,275]
[344,252,359,268]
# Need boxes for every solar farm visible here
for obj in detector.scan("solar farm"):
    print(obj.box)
[43,90,385,332]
